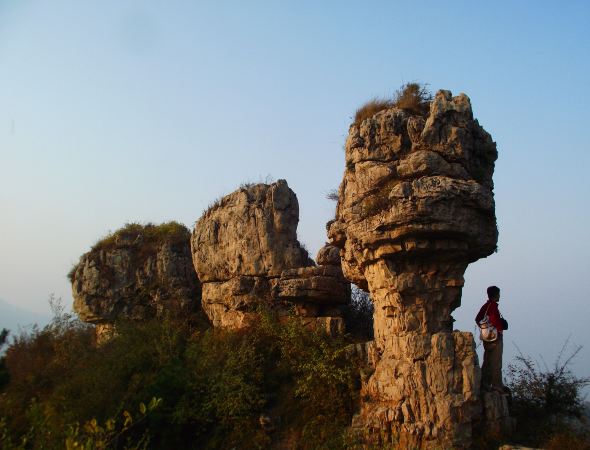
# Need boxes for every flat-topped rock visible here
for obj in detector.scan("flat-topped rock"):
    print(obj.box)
[70,222,200,328]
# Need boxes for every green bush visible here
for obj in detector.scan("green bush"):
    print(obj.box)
[0,304,360,449]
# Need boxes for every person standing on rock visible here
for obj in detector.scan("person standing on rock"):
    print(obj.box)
[476,286,508,392]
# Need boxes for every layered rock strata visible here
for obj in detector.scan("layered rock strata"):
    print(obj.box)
[192,181,349,332]
[328,90,507,448]
[278,244,351,335]
[71,222,200,339]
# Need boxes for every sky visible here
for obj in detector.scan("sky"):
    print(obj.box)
[1,1,589,382]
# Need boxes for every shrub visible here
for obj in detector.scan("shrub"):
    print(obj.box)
[352,82,432,127]
[353,98,394,127]
[393,82,432,116]
[0,302,361,449]
[507,339,590,447]
[325,189,339,202]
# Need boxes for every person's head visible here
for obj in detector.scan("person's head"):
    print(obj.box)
[487,286,500,302]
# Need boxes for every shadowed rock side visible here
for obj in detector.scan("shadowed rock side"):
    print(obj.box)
[192,180,350,332]
[71,223,200,340]
[328,90,508,448]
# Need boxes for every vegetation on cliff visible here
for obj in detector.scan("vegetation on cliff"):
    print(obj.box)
[353,82,432,126]
[67,222,190,283]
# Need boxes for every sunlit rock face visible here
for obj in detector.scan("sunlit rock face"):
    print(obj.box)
[329,90,505,448]
[192,180,350,333]
[71,223,200,336]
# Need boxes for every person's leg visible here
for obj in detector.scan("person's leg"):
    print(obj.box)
[481,340,496,389]
[490,334,504,389]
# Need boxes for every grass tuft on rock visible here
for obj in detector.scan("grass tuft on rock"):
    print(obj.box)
[353,82,432,126]
[67,221,190,283]
[91,221,189,252]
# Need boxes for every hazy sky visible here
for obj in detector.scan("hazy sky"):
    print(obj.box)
[1,1,589,380]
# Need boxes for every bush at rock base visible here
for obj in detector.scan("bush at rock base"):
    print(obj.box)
[506,340,590,449]
[0,301,359,449]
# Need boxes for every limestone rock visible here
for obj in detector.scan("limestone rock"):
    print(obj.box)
[316,243,341,266]
[192,180,311,283]
[329,90,505,448]
[192,181,350,332]
[278,265,350,305]
[71,222,200,327]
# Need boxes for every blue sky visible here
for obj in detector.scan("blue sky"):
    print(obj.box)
[1,1,589,380]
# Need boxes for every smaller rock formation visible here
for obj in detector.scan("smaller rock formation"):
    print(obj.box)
[192,181,350,333]
[278,244,350,335]
[70,222,200,340]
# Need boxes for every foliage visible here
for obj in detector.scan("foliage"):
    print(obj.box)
[0,302,361,449]
[392,82,432,116]
[0,398,160,450]
[353,82,432,126]
[325,189,339,202]
[353,98,394,127]
[342,286,374,340]
[507,339,590,447]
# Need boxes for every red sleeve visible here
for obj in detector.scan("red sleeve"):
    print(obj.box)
[487,302,503,333]
[475,302,489,323]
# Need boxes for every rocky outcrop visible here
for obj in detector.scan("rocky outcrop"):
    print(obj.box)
[278,244,351,334]
[329,90,508,448]
[192,181,350,332]
[71,222,200,333]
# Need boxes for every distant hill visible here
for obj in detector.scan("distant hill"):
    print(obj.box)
[0,298,51,334]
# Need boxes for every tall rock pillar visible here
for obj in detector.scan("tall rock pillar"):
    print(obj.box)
[329,90,503,448]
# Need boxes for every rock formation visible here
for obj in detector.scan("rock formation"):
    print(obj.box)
[191,180,349,332]
[328,90,507,448]
[278,243,351,335]
[70,222,200,339]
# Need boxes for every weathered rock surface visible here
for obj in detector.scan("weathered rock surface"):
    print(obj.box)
[278,244,351,332]
[329,90,507,448]
[71,222,200,331]
[192,180,311,283]
[192,181,350,332]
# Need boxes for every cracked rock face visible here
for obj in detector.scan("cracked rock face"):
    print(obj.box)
[329,90,504,448]
[192,181,350,332]
[71,223,200,329]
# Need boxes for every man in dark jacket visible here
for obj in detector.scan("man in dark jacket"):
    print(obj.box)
[475,286,508,392]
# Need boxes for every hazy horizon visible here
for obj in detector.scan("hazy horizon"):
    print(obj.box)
[1,1,589,382]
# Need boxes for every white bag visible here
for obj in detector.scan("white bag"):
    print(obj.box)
[478,303,498,342]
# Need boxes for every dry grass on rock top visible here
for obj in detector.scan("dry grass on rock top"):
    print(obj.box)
[353,82,432,126]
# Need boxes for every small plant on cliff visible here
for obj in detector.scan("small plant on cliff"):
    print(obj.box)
[353,97,394,127]
[353,82,432,126]
[325,189,339,202]
[392,82,432,116]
